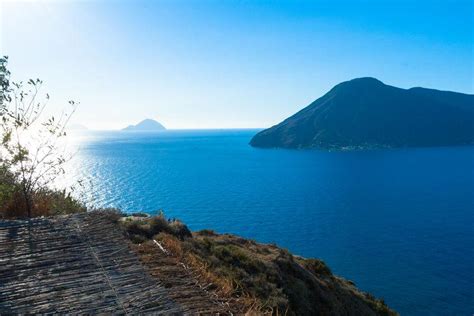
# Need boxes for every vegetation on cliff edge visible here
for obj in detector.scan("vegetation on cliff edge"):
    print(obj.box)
[0,56,84,219]
[122,214,396,315]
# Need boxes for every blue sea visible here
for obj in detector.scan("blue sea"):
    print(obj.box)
[68,129,474,315]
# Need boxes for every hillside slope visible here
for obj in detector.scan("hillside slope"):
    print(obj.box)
[0,211,397,315]
[124,214,397,315]
[250,78,474,149]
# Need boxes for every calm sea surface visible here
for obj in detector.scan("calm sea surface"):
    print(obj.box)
[67,129,474,315]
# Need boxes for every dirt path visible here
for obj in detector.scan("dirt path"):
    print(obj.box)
[0,212,231,314]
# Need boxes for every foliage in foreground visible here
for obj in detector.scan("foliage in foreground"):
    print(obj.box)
[0,56,83,219]
[0,148,85,219]
[122,214,397,316]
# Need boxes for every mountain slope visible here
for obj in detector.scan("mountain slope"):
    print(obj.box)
[123,119,166,131]
[250,78,474,149]
[123,214,396,315]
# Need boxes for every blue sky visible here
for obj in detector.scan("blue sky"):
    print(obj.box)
[1,0,472,129]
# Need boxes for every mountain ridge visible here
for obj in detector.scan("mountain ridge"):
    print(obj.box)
[250,78,474,149]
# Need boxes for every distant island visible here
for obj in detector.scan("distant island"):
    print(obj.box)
[123,119,166,131]
[250,77,474,150]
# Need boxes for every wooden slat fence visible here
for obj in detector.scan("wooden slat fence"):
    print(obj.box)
[0,212,183,314]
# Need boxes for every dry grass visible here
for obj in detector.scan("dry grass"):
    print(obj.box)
[122,215,397,316]
[0,188,86,219]
[122,214,192,243]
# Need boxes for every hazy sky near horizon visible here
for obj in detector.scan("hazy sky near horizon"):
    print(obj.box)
[1,0,473,130]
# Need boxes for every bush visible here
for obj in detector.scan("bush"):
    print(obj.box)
[131,212,149,217]
[196,229,217,236]
[0,185,86,219]
[93,208,125,222]
[169,220,192,239]
[122,214,192,242]
[302,258,332,276]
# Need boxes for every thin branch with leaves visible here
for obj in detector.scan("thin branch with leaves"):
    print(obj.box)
[0,56,81,217]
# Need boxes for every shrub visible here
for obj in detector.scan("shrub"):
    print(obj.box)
[150,216,170,235]
[0,186,86,219]
[302,258,332,276]
[169,220,192,239]
[196,229,216,236]
[130,212,149,217]
[122,214,192,242]
[92,208,125,222]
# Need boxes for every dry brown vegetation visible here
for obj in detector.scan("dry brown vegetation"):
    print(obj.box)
[0,166,85,219]
[0,169,86,219]
[122,215,397,316]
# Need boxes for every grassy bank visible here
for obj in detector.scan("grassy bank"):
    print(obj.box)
[0,168,86,219]
[121,214,396,315]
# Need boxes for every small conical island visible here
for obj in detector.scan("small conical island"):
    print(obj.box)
[123,119,166,131]
[250,77,474,150]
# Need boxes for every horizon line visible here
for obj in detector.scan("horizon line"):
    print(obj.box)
[69,127,266,132]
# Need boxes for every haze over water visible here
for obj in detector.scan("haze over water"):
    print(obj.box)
[68,129,474,315]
